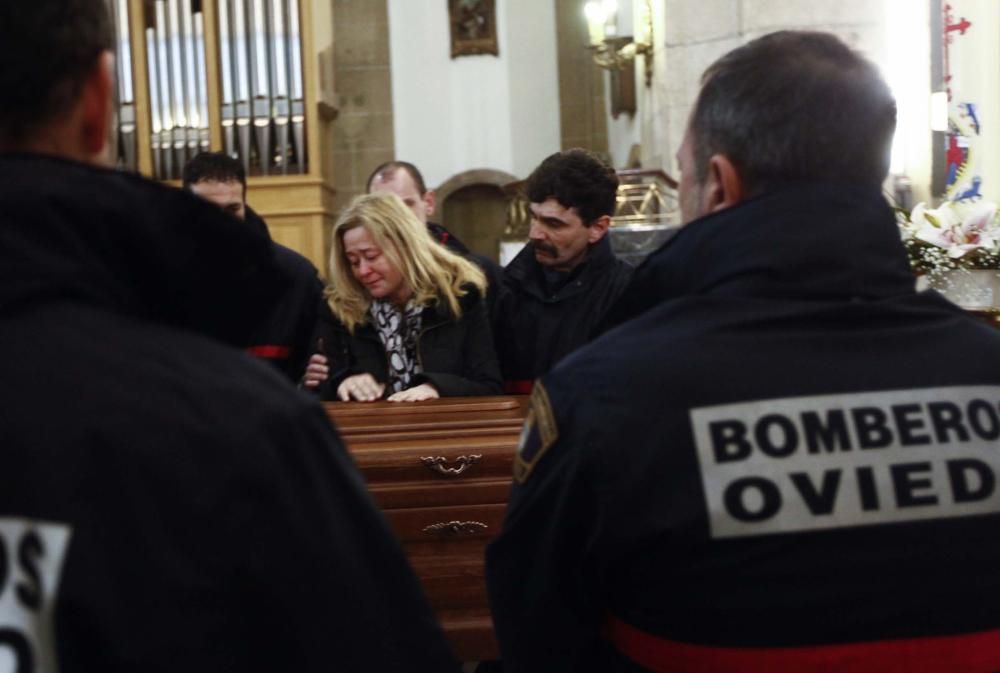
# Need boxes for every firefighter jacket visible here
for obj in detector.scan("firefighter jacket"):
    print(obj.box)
[486,182,1000,673]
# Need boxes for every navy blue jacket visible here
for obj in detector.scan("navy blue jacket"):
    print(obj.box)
[428,220,503,314]
[487,183,1000,673]
[244,207,327,383]
[0,155,458,673]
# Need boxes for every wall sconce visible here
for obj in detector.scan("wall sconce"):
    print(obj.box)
[584,0,654,88]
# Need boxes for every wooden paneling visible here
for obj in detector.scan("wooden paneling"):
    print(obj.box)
[247,173,337,271]
[326,396,529,662]
[127,0,153,176]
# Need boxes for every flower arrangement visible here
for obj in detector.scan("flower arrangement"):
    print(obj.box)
[897,199,1000,278]
[897,199,1000,311]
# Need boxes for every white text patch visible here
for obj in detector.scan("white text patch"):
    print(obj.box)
[691,386,1000,538]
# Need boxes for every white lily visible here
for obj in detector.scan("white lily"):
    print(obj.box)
[911,200,1000,258]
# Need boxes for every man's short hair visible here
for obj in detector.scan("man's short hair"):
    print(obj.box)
[525,149,619,225]
[0,0,114,146]
[182,152,247,192]
[366,161,428,195]
[690,31,897,196]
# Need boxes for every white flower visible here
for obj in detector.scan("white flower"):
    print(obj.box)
[909,201,1000,258]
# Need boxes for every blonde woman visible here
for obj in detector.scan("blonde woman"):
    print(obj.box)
[305,192,501,402]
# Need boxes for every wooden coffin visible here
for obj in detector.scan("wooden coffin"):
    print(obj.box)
[325,396,528,662]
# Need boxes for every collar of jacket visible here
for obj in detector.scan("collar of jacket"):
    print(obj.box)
[245,205,274,243]
[0,153,281,347]
[628,181,915,305]
[505,234,619,302]
[338,285,484,341]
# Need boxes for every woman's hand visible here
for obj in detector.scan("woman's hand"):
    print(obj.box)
[387,383,440,403]
[302,353,329,390]
[337,374,386,402]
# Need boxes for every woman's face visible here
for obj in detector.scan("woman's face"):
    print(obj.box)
[342,226,411,305]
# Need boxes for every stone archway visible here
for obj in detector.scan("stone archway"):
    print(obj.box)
[434,169,520,262]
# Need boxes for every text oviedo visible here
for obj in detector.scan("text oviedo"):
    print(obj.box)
[690,386,1000,538]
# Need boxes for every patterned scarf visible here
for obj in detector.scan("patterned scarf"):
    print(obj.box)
[369,299,424,393]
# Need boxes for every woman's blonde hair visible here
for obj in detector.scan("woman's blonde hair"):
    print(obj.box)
[326,192,487,332]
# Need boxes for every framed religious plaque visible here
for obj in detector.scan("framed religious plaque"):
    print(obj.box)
[449,0,499,58]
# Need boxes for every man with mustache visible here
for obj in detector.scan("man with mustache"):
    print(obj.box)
[494,149,632,392]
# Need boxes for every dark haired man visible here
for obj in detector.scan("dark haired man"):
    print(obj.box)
[493,148,632,392]
[0,2,457,671]
[487,32,1000,672]
[183,151,325,383]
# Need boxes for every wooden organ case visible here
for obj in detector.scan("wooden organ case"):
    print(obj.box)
[105,0,337,271]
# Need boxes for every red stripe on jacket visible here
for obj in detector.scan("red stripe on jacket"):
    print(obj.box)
[503,380,534,394]
[247,345,291,359]
[603,614,1000,673]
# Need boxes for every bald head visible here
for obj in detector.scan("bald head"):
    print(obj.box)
[366,161,435,224]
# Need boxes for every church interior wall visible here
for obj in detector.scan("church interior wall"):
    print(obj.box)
[387,0,561,190]
[643,0,891,181]
[324,0,1000,225]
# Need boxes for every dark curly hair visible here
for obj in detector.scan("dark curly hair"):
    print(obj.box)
[0,0,113,146]
[525,149,619,225]
[183,152,247,194]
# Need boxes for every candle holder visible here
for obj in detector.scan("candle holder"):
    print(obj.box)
[583,0,654,88]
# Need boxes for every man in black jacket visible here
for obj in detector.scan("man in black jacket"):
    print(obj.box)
[183,151,326,383]
[0,2,457,671]
[493,149,632,393]
[487,31,1000,673]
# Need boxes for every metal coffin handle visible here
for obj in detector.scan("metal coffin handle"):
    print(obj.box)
[422,521,488,538]
[419,454,483,477]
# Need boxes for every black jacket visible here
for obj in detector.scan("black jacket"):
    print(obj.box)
[0,155,458,673]
[244,207,327,383]
[428,220,503,314]
[316,287,502,399]
[487,183,1000,673]
[428,220,469,254]
[493,236,632,390]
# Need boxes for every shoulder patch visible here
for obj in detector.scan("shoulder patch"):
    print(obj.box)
[513,382,559,483]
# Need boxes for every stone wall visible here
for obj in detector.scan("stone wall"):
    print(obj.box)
[331,0,395,210]
[646,0,889,180]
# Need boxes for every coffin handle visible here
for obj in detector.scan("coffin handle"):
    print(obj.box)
[422,521,488,537]
[419,454,483,477]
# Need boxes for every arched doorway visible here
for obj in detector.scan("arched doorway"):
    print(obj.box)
[436,169,518,263]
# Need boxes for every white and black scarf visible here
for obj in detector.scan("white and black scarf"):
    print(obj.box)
[370,299,424,393]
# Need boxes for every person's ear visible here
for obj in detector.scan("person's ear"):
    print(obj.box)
[423,189,437,218]
[702,153,745,214]
[586,214,612,244]
[79,51,115,161]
